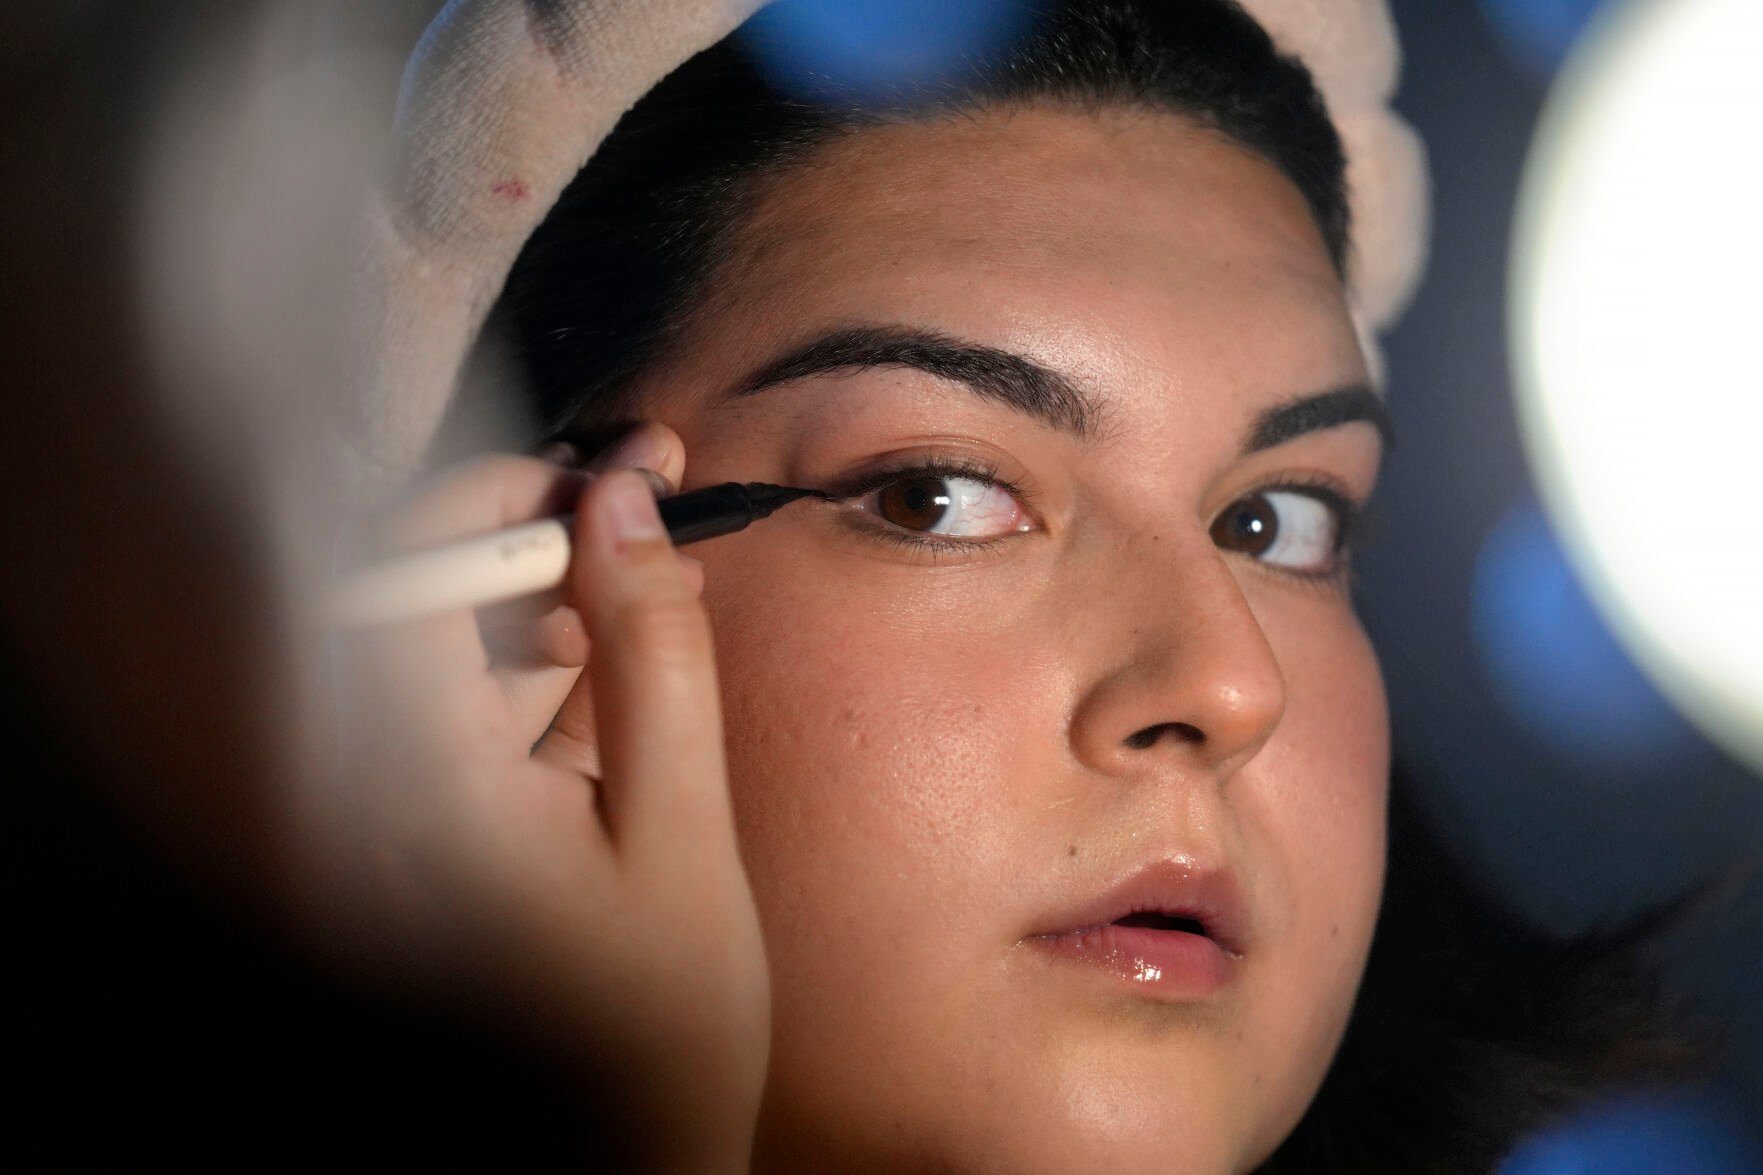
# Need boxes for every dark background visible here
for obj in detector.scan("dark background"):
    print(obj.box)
[1360,0,1762,1155]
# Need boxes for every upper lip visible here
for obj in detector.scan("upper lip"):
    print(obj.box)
[1027,858,1250,957]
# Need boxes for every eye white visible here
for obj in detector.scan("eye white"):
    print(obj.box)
[1258,490,1338,571]
[868,475,1027,538]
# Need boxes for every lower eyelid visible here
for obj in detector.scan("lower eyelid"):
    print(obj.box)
[832,502,1010,561]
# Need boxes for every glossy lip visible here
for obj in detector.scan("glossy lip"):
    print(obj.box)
[1021,859,1249,1000]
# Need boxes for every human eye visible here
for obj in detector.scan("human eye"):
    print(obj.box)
[1208,479,1362,580]
[821,454,1037,556]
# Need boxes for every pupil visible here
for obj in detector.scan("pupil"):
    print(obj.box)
[881,477,953,530]
[1211,493,1277,554]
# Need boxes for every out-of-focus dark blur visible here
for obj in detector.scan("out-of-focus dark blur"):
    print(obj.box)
[5,1,1758,1168]
[1362,0,1762,1164]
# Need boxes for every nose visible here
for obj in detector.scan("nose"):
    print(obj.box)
[1067,540,1287,782]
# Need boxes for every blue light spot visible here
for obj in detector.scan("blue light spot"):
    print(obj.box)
[1469,501,1693,769]
[1500,1090,1763,1174]
[738,0,1036,101]
[1477,0,1609,77]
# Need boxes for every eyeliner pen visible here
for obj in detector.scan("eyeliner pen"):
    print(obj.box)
[327,481,830,629]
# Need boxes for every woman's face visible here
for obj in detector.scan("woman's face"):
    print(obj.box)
[635,106,1389,1172]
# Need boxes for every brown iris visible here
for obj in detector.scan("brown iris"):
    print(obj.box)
[877,477,955,531]
[1210,492,1278,556]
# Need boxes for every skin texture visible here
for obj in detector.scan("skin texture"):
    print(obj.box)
[631,105,1390,1172]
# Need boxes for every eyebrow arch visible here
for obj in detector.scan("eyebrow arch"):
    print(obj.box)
[721,323,1393,455]
[720,324,1102,441]
[1245,385,1394,455]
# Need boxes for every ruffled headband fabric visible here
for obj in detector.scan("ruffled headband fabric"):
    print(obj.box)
[344,0,1428,498]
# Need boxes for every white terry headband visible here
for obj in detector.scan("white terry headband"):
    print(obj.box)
[344,0,1429,498]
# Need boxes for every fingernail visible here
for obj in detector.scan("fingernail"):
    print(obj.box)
[636,467,673,499]
[604,426,671,476]
[602,469,666,543]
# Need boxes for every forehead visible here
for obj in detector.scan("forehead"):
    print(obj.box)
[737,104,1331,274]
[668,104,1366,444]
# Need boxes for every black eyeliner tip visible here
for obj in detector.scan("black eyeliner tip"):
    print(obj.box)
[744,482,836,505]
[740,482,838,521]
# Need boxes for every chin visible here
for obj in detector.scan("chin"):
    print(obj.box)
[758,1024,1302,1174]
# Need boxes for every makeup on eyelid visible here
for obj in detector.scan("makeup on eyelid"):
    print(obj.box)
[325,465,1023,627]
[327,449,1366,626]
[815,452,1037,554]
[814,452,1364,579]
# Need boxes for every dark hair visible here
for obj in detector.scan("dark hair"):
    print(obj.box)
[483,0,1349,450]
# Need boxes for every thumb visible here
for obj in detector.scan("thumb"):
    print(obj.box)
[537,468,731,856]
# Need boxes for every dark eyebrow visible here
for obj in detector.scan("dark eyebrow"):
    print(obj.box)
[721,323,1391,455]
[1245,385,1394,455]
[720,324,1103,441]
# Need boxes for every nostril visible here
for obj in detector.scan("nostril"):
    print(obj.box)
[1124,721,1205,750]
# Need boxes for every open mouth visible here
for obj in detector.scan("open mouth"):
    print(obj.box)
[1024,861,1246,999]
[1027,916,1234,998]
[1110,911,1208,936]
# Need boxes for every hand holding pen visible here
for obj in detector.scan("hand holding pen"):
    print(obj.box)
[329,439,831,629]
[323,424,770,1170]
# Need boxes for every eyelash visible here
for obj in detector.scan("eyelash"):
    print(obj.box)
[1242,471,1369,589]
[821,456,1370,580]
[821,454,1030,562]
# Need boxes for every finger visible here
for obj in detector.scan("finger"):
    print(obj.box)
[485,547,702,749]
[480,550,701,670]
[488,603,590,669]
[482,551,703,673]
[584,421,686,495]
[498,660,590,753]
[476,585,570,631]
[676,552,706,596]
[535,440,580,466]
[537,469,730,853]
[374,454,589,555]
[345,455,592,676]
[484,601,589,749]
[484,425,698,743]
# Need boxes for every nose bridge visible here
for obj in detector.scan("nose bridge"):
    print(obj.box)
[1067,529,1288,781]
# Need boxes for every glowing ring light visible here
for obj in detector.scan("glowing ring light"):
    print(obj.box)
[1510,0,1763,774]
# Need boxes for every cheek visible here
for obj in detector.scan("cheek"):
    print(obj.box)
[1254,602,1389,917]
[695,534,1045,972]
[1238,610,1389,1150]
[1262,614,1389,883]
[695,537,1081,1140]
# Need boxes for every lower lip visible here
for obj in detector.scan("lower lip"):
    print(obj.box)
[1027,923,1235,999]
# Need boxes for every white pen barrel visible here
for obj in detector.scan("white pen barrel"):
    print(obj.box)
[328,516,575,628]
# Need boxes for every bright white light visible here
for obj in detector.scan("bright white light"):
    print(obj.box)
[1511,0,1763,773]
